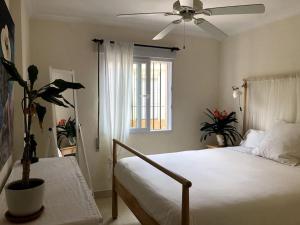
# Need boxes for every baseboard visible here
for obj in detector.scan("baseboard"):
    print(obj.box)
[94,189,112,198]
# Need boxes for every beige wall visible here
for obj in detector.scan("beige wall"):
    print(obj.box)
[7,1,300,192]
[10,0,31,160]
[219,14,300,117]
[6,1,300,193]
[30,19,220,191]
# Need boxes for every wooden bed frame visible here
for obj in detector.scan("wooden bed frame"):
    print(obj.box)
[112,74,299,225]
[112,139,192,225]
[242,79,248,134]
[242,74,299,133]
[111,81,249,225]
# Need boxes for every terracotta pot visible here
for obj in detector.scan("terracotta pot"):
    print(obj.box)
[216,134,225,147]
[5,178,45,216]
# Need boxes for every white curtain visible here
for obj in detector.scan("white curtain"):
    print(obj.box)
[246,75,300,131]
[99,41,133,166]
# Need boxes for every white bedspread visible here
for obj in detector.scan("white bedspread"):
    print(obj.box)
[115,147,300,225]
[0,157,102,225]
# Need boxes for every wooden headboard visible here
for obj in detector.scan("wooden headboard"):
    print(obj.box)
[242,73,300,133]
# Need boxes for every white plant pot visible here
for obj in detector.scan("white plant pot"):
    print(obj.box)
[5,178,45,216]
[216,134,225,147]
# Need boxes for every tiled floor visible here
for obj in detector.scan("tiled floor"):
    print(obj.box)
[96,197,140,225]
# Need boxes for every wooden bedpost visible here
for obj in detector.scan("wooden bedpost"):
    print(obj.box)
[112,139,118,219]
[112,139,192,225]
[182,184,190,225]
[242,79,248,135]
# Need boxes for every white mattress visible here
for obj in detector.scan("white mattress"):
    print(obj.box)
[115,147,300,225]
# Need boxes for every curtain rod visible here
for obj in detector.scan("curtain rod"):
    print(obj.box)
[92,39,180,52]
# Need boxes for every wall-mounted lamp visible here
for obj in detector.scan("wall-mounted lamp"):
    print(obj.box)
[232,86,242,99]
[232,86,243,111]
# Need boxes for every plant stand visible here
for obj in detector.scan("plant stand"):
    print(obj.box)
[0,157,102,225]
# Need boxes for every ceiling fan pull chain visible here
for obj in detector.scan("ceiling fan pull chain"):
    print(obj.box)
[183,21,186,49]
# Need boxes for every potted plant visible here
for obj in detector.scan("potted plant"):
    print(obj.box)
[1,57,84,218]
[200,109,242,146]
[56,117,77,148]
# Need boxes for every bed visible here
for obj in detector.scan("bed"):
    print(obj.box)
[115,147,300,225]
[112,74,300,225]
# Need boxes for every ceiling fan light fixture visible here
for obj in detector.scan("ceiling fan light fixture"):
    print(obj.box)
[202,9,212,16]
[175,0,203,12]
[179,0,194,8]
[194,18,204,25]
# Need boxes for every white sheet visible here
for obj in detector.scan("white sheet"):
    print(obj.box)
[115,147,300,225]
[0,157,102,225]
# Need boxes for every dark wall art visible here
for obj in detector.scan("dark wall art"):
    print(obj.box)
[0,0,15,171]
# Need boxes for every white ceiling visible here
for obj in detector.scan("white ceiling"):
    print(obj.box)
[28,0,300,38]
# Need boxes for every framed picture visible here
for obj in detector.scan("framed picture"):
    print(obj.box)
[0,0,14,171]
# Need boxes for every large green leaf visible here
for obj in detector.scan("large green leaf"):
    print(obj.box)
[1,57,27,88]
[204,112,216,122]
[38,86,76,109]
[61,97,74,108]
[34,103,46,129]
[28,65,38,88]
[38,87,61,97]
[200,131,215,142]
[52,79,85,91]
[41,95,68,108]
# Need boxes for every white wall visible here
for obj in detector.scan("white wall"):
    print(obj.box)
[29,18,221,191]
[219,14,300,115]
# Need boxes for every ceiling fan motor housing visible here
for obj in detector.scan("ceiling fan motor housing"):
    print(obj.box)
[173,0,203,13]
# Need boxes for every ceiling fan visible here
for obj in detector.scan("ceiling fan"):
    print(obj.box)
[117,0,265,40]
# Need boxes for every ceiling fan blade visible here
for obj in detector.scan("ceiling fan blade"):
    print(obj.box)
[194,18,227,40]
[153,19,182,40]
[205,4,265,16]
[117,12,175,17]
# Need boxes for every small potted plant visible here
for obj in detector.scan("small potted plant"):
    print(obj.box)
[200,109,242,146]
[1,57,84,219]
[56,117,77,148]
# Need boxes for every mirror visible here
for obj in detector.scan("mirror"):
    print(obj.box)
[49,67,78,157]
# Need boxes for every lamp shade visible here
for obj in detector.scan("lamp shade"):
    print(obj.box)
[233,89,242,99]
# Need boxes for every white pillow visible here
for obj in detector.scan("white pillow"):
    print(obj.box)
[253,121,300,166]
[240,129,265,149]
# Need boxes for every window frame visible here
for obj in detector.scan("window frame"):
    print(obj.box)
[130,58,149,133]
[130,57,173,133]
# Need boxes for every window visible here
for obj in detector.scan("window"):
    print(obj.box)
[130,58,172,132]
